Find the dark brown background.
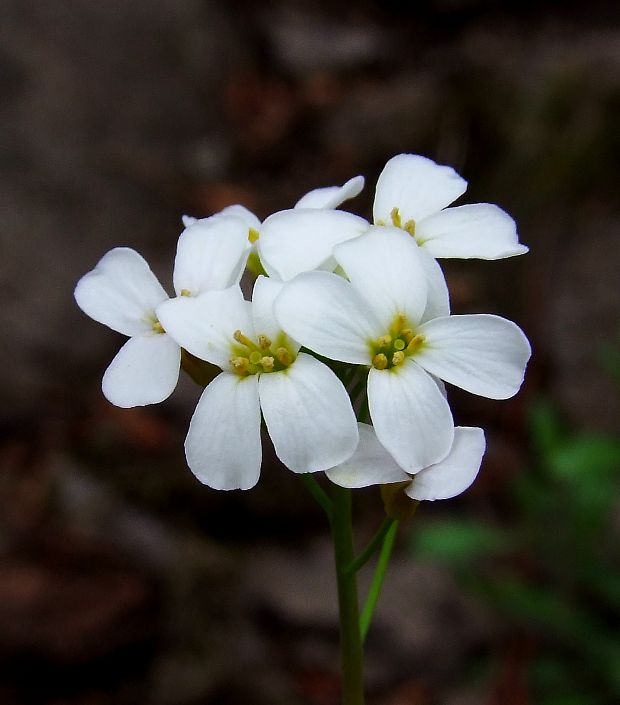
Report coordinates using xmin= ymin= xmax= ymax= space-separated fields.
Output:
xmin=1 ymin=1 xmax=619 ymax=703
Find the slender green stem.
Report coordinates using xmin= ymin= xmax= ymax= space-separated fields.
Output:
xmin=359 ymin=520 xmax=399 ymax=643
xmin=300 ymin=473 xmax=332 ymax=517
xmin=345 ymin=517 xmax=395 ymax=575
xmin=330 ymin=485 xmax=365 ymax=705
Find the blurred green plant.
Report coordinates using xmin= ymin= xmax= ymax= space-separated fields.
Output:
xmin=411 ymin=400 xmax=620 ymax=705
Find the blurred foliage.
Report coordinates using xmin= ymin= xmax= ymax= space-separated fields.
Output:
xmin=411 ymin=400 xmax=620 ymax=704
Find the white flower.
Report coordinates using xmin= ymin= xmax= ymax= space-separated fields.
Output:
xmin=256 ymin=153 xmax=528 ymax=281
xmin=327 ymin=423 xmax=485 ymax=501
xmin=74 ymin=214 xmax=250 ymax=408
xmin=373 ymin=153 xmax=528 ymax=260
xmin=156 ymin=276 xmax=359 ymax=490
xmin=275 ymin=227 xmax=531 ymax=474
xmin=182 ymin=175 xmax=365 ymax=276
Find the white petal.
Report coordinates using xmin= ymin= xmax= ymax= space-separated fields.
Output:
xmin=334 ymin=226 xmax=427 ymax=326
xmin=157 ymin=287 xmax=253 ymax=370
xmin=373 ymin=154 xmax=467 ymax=225
xmin=185 ymin=373 xmax=262 ymax=490
xmin=259 ymin=353 xmax=358 ymax=473
xmin=219 ymin=204 xmax=262 ymax=232
xmin=406 ymin=427 xmax=485 ymax=501
xmin=182 ymin=214 xmax=197 ymax=227
xmin=275 ymin=271 xmax=381 ymax=365
xmin=258 ymin=208 xmax=369 ymax=281
xmin=326 ymin=423 xmax=410 ymax=488
xmin=416 ymin=203 xmax=529 ymax=259
xmin=251 ymin=276 xmax=301 ymax=354
xmin=102 ymin=333 xmax=180 ymax=408
xmin=75 ymin=248 xmax=168 ymax=337
xmin=367 ymin=360 xmax=454 ymax=473
xmin=173 ymin=215 xmax=250 ymax=296
xmin=294 ymin=175 xmax=365 ymax=209
xmin=416 ymin=314 xmax=532 ymax=399
xmin=419 ymin=248 xmax=450 ymax=322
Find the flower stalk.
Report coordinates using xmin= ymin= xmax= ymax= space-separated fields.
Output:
xmin=331 ymin=485 xmax=365 ymax=705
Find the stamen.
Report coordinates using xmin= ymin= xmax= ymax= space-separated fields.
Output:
xmin=406 ymin=334 xmax=425 ymax=354
xmin=257 ymin=334 xmax=272 ymax=350
xmin=276 ymin=347 xmax=292 ymax=366
xmin=180 ymin=288 xmax=192 ymax=297
xmin=377 ymin=335 xmax=392 ymax=348
xmin=390 ymin=313 xmax=406 ymax=335
xmin=390 ymin=207 xmax=402 ymax=229
xmin=233 ymin=330 xmax=256 ymax=349
xmin=404 ymin=220 xmax=416 ymax=237
xmin=231 ymin=356 xmax=250 ymax=374
xmin=372 ymin=353 xmax=388 ymax=370
xmin=248 ymin=228 xmax=260 ymax=244
xmin=401 ymin=328 xmax=414 ymax=344
xmin=152 ymin=321 xmax=165 ymax=334
xmin=260 ymin=356 xmax=274 ymax=372
xmin=394 ymin=338 xmax=405 ymax=351
xmin=392 ymin=351 xmax=405 ymax=366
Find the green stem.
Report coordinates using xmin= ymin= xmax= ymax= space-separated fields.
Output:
xmin=359 ymin=520 xmax=399 ymax=643
xmin=300 ymin=473 xmax=332 ymax=517
xmin=345 ymin=517 xmax=395 ymax=575
xmin=331 ymin=485 xmax=365 ymax=705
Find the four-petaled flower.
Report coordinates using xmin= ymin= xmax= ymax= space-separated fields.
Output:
xmin=156 ymin=276 xmax=359 ymax=490
xmin=74 ymin=213 xmax=250 ymax=407
xmin=275 ymin=227 xmax=531 ymax=473
xmin=373 ymin=153 xmax=528 ymax=259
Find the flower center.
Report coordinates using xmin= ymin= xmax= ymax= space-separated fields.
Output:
xmin=369 ymin=313 xmax=425 ymax=370
xmin=230 ymin=330 xmax=295 ymax=376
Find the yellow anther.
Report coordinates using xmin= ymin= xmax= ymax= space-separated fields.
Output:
xmin=401 ymin=328 xmax=414 ymax=344
xmin=249 ymin=351 xmax=262 ymax=365
xmin=372 ymin=353 xmax=388 ymax=370
xmin=390 ymin=207 xmax=402 ymax=229
xmin=276 ymin=347 xmax=292 ymax=366
xmin=152 ymin=320 xmax=165 ymax=334
xmin=257 ymin=334 xmax=272 ymax=350
xmin=233 ymin=330 xmax=256 ymax=348
xmin=180 ymin=288 xmax=192 ymax=297
xmin=392 ymin=351 xmax=405 ymax=366
xmin=248 ymin=227 xmax=260 ymax=244
xmin=403 ymin=220 xmax=416 ymax=237
xmin=260 ymin=356 xmax=274 ymax=372
xmin=394 ymin=338 xmax=405 ymax=351
xmin=377 ymin=335 xmax=392 ymax=348
xmin=231 ymin=356 xmax=250 ymax=374
xmin=406 ymin=334 xmax=425 ymax=354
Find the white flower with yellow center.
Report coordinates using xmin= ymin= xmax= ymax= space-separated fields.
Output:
xmin=156 ymin=276 xmax=359 ymax=490
xmin=74 ymin=214 xmax=250 ymax=408
xmin=275 ymin=227 xmax=531 ymax=473
xmin=327 ymin=423 xmax=486 ymax=501
xmin=256 ymin=153 xmax=528 ymax=282
xmin=373 ymin=153 xmax=528 ymax=259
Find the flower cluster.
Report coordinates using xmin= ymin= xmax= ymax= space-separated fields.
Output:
xmin=75 ymin=154 xmax=531 ymax=503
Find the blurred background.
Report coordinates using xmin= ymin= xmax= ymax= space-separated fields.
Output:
xmin=1 ymin=0 xmax=619 ymax=703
